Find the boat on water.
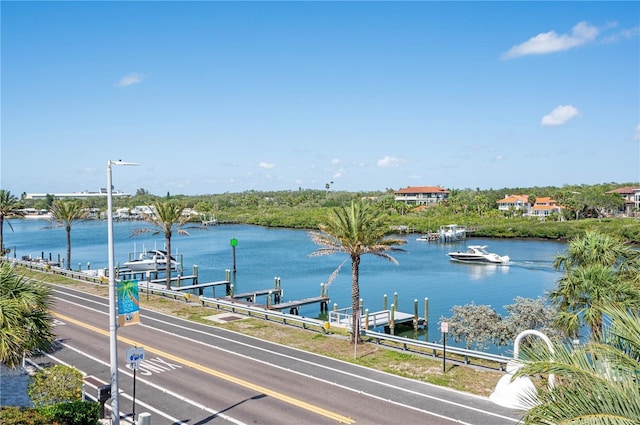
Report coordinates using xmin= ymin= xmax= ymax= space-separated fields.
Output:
xmin=438 ymin=224 xmax=467 ymax=241
xmin=447 ymin=245 xmax=510 ymax=264
xmin=123 ymin=249 xmax=178 ymax=272
xmin=20 ymin=208 xmax=53 ymax=220
xmin=416 ymin=233 xmax=438 ymax=242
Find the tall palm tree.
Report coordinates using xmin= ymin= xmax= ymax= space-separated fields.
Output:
xmin=0 ymin=260 xmax=56 ymax=367
xmin=516 ymin=305 xmax=640 ymax=424
xmin=309 ymin=201 xmax=407 ymax=343
xmin=0 ymin=190 xmax=19 ymax=255
xmin=50 ymin=200 xmax=87 ymax=270
xmin=134 ymin=200 xmax=195 ymax=289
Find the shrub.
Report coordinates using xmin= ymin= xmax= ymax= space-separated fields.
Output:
xmin=38 ymin=401 xmax=100 ymax=425
xmin=0 ymin=406 xmax=50 ymax=425
xmin=27 ymin=365 xmax=82 ymax=407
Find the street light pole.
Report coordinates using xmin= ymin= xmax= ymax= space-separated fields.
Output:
xmin=107 ymin=160 xmax=138 ymax=425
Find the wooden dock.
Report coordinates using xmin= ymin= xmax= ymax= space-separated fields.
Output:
xmin=330 ymin=309 xmax=424 ymax=332
xmin=229 ymin=288 xmax=283 ymax=304
xmin=268 ymin=296 xmax=330 ymax=315
xmin=171 ymin=280 xmax=230 ymax=296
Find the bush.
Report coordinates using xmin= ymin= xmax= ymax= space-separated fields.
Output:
xmin=38 ymin=401 xmax=100 ymax=425
xmin=27 ymin=365 xmax=82 ymax=407
xmin=0 ymin=406 xmax=51 ymax=425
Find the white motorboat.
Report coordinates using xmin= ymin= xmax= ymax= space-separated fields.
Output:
xmin=123 ymin=249 xmax=178 ymax=272
xmin=438 ymin=224 xmax=467 ymax=241
xmin=447 ymin=245 xmax=509 ymax=264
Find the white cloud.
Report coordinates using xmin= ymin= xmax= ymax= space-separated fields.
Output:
xmin=115 ymin=73 xmax=144 ymax=87
xmin=503 ymin=21 xmax=599 ymax=59
xmin=634 ymin=124 xmax=640 ymax=141
xmin=258 ymin=162 xmax=275 ymax=169
xmin=377 ymin=156 xmax=403 ymax=168
xmin=541 ymin=105 xmax=580 ymax=126
xmin=331 ymin=158 xmax=340 ymax=165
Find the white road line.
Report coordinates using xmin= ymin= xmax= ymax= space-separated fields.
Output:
xmin=50 ymin=341 xmax=247 ymax=425
xmin=54 ymin=288 xmax=519 ymax=424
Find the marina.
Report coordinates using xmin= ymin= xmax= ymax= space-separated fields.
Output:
xmin=3 ymin=219 xmax=565 ymax=353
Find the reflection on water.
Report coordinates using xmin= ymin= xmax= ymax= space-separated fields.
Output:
xmin=452 ymin=263 xmax=510 ymax=280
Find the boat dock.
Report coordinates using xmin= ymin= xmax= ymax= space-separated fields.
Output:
xmin=268 ymin=296 xmax=330 ymax=315
xmin=171 ymin=280 xmax=231 ymax=296
xmin=330 ymin=308 xmax=424 ymax=333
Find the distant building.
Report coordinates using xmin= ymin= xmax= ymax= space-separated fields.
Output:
xmin=394 ymin=186 xmax=449 ymax=206
xmin=530 ymin=197 xmax=563 ymax=218
xmin=497 ymin=194 xmax=531 ymax=215
xmin=606 ymin=186 xmax=640 ymax=216
xmin=24 ymin=188 xmax=131 ymax=200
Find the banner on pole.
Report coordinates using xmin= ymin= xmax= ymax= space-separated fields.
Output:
xmin=117 ymin=280 xmax=140 ymax=326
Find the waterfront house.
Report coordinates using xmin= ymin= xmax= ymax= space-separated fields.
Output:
xmin=497 ymin=194 xmax=531 ymax=215
xmin=394 ymin=186 xmax=449 ymax=206
xmin=530 ymin=197 xmax=563 ymax=219
xmin=606 ymin=186 xmax=640 ymax=216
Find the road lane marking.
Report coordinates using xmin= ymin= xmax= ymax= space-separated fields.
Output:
xmin=54 ymin=292 xmax=519 ymax=424
xmin=53 ymin=312 xmax=355 ymax=424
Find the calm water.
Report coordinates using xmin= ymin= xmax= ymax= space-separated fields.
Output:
xmin=5 ymin=219 xmax=565 ymax=352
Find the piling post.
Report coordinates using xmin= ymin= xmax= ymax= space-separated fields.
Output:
xmin=193 ymin=265 xmax=198 ymax=284
xmin=229 ymin=284 xmax=234 ymax=297
xmin=383 ymin=294 xmax=387 ymax=311
xmin=359 ymin=298 xmax=364 ymax=315
xmin=413 ymin=299 xmax=419 ymax=330
xmin=267 ymin=290 xmax=272 ymax=308
xmin=390 ymin=304 xmax=395 ymax=335
xmin=424 ymin=297 xmax=429 ymax=329
xmin=225 ymin=269 xmax=230 ymax=281
xmin=78 ymin=263 xmax=82 ymax=271
xmin=365 ymin=309 xmax=369 ymax=330
xmin=394 ymin=292 xmax=398 ymax=310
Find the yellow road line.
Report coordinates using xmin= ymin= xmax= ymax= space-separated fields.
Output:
xmin=53 ymin=312 xmax=355 ymax=424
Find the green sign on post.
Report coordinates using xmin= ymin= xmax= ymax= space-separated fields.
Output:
xmin=230 ymin=238 xmax=238 ymax=247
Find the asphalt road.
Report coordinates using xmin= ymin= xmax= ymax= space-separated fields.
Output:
xmin=42 ymin=284 xmax=524 ymax=425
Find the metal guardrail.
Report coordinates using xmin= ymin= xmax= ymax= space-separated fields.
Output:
xmin=199 ymin=296 xmax=332 ymax=333
xmin=10 ymin=259 xmax=512 ymax=370
xmin=363 ymin=330 xmax=510 ymax=370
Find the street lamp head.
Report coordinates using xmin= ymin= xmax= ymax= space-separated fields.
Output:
xmin=109 ymin=160 xmax=139 ymax=167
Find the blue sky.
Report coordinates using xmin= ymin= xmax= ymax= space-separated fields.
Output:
xmin=2 ymin=1 xmax=639 ymax=196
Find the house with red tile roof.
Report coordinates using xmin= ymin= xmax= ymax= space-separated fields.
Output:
xmin=394 ymin=186 xmax=449 ymax=206
xmin=497 ymin=194 xmax=531 ymax=215
xmin=530 ymin=197 xmax=563 ymax=219
xmin=606 ymin=186 xmax=640 ymax=216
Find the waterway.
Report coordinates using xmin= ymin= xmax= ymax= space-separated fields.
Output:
xmin=5 ymin=219 xmax=566 ymax=352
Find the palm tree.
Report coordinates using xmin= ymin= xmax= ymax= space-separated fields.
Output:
xmin=50 ymin=200 xmax=87 ymax=270
xmin=309 ymin=201 xmax=407 ymax=343
xmin=550 ymin=231 xmax=640 ymax=339
xmin=548 ymin=263 xmax=640 ymax=339
xmin=516 ymin=305 xmax=640 ymax=424
xmin=0 ymin=190 xmax=19 ymax=255
xmin=134 ymin=200 xmax=195 ymax=289
xmin=552 ymin=230 xmax=639 ymax=273
xmin=0 ymin=260 xmax=56 ymax=367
